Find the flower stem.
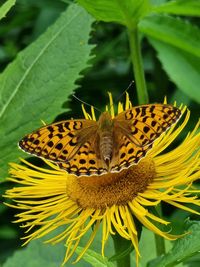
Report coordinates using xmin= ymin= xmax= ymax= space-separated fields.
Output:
xmin=112 ymin=233 xmax=131 ymax=267
xmin=154 ymin=204 xmax=166 ymax=256
xmin=127 ymin=27 xmax=149 ymax=104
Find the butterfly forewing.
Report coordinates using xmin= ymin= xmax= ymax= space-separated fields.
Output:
xmin=19 ymin=119 xmax=98 ymax=163
xmin=114 ymin=104 xmax=181 ymax=148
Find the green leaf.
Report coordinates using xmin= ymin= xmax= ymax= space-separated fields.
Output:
xmin=77 ymin=0 xmax=151 ymax=27
xmin=148 ymin=38 xmax=200 ymax=103
xmin=0 ymin=0 xmax=15 ymax=21
xmin=139 ymin=228 xmax=157 ymax=266
xmin=2 ymin=226 xmax=95 ymax=267
xmin=153 ymin=0 xmax=200 ymax=17
xmin=0 ymin=4 xmax=94 ymax=179
xmin=109 ymin=242 xmax=133 ymax=262
xmin=3 ymin=239 xmax=66 ymax=267
xmin=75 ymin=246 xmax=115 ymax=267
xmin=139 ymin=14 xmax=200 ymax=58
xmin=3 ymin=240 xmax=66 ymax=267
xmin=184 ymin=254 xmax=200 ymax=267
xmin=148 ymin=220 xmax=200 ymax=267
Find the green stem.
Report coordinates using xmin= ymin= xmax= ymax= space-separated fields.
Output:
xmin=127 ymin=27 xmax=149 ymax=104
xmin=154 ymin=204 xmax=166 ymax=256
xmin=112 ymin=234 xmax=131 ymax=267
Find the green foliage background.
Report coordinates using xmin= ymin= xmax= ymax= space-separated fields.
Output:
xmin=0 ymin=0 xmax=199 ymax=266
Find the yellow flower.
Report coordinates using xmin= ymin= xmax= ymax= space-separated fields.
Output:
xmin=5 ymin=93 xmax=200 ymax=266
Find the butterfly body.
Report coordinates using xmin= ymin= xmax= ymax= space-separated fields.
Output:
xmin=19 ymin=104 xmax=181 ymax=176
xmin=97 ymin=112 xmax=114 ymax=167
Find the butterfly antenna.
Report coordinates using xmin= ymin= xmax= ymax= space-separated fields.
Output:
xmin=115 ymin=80 xmax=134 ymax=104
xmin=108 ymin=80 xmax=134 ymax=112
xmin=72 ymin=94 xmax=102 ymax=113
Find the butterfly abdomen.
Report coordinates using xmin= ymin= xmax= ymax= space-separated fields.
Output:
xmin=99 ymin=131 xmax=113 ymax=165
xmin=98 ymin=112 xmax=114 ymax=166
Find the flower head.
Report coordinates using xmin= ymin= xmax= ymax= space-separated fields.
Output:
xmin=5 ymin=93 xmax=200 ymax=266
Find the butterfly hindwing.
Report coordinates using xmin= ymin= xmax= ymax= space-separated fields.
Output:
xmin=57 ymin=139 xmax=108 ymax=176
xmin=111 ymin=131 xmax=152 ymax=172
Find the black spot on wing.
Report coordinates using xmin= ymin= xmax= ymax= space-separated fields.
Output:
xmin=55 ymin=143 xmax=63 ymax=150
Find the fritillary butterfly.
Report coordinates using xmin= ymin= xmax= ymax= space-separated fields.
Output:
xmin=19 ymin=104 xmax=181 ymax=176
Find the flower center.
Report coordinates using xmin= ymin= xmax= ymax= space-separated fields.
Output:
xmin=67 ymin=157 xmax=155 ymax=209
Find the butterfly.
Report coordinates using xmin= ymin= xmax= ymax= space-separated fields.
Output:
xmin=19 ymin=104 xmax=181 ymax=177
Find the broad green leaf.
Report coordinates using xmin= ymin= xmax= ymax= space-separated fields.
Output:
xmin=109 ymin=243 xmax=133 ymax=262
xmin=0 ymin=0 xmax=15 ymax=20
xmin=3 ymin=239 xmax=66 ymax=267
xmin=151 ymin=0 xmax=166 ymax=5
xmin=0 ymin=4 xmax=94 ymax=179
xmin=139 ymin=228 xmax=157 ymax=266
xmin=153 ymin=0 xmax=200 ymax=17
xmin=184 ymin=254 xmax=200 ymax=267
xmin=2 ymin=224 xmax=113 ymax=267
xmin=148 ymin=220 xmax=200 ymax=267
xmin=77 ymin=0 xmax=151 ymax=27
xmin=149 ymin=38 xmax=200 ymax=103
xmin=2 ymin=225 xmax=96 ymax=267
xmin=75 ymin=246 xmax=115 ymax=267
xmin=2 ymin=237 xmax=89 ymax=267
xmin=139 ymin=14 xmax=200 ymax=58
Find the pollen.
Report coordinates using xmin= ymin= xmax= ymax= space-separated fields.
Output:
xmin=67 ymin=156 xmax=155 ymax=209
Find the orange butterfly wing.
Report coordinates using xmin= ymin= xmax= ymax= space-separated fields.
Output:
xmin=57 ymin=139 xmax=108 ymax=176
xmin=110 ymin=104 xmax=181 ymax=172
xmin=19 ymin=104 xmax=181 ymax=176
xmin=19 ymin=120 xmax=94 ymax=160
